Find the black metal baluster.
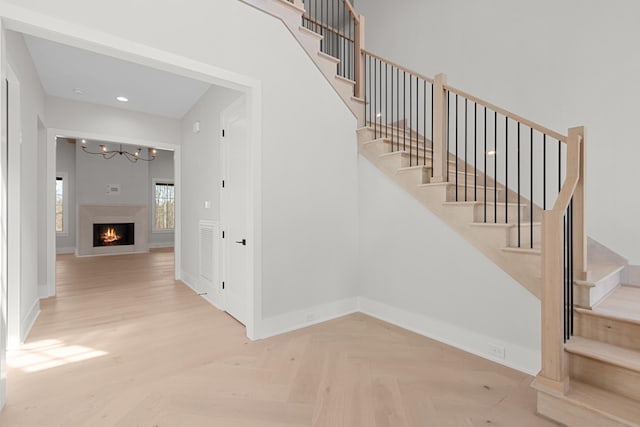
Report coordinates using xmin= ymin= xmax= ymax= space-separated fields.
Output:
xmin=373 ymin=57 xmax=376 ymax=138
xmin=484 ymin=107 xmax=487 ymax=222
xmin=464 ymin=98 xmax=468 ymax=201
xmin=569 ymin=198 xmax=574 ymax=337
xmin=558 ymin=139 xmax=562 ymax=192
xmin=403 ymin=71 xmax=406 ymax=152
xmin=379 ymin=58 xmax=382 ymax=140
xmin=455 ymin=94 xmax=459 ymax=201
xmin=446 ymin=91 xmax=450 ymax=180
xmin=391 ymin=64 xmax=394 ymax=150
xmin=505 ymin=117 xmax=509 ymax=224
xmin=530 ymin=128 xmax=534 ymax=249
xmin=494 ymin=111 xmax=497 ymax=224
xmin=415 ymin=75 xmax=419 ymax=166
xmin=543 ymin=134 xmax=547 ymax=210
xmin=385 ymin=62 xmax=388 ymax=139
xmin=474 ymin=102 xmax=477 ymax=201
xmin=517 ymin=122 xmax=521 ymax=247
xmin=563 ymin=208 xmax=568 ymax=341
xmin=396 ymin=68 xmax=399 ymax=151
xmin=410 ymin=72 xmax=413 ymax=165
xmin=431 ymin=84 xmax=434 ymax=177
xmin=423 ymin=80 xmax=427 ymax=166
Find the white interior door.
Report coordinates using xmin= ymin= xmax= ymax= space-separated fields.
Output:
xmin=220 ymin=98 xmax=248 ymax=325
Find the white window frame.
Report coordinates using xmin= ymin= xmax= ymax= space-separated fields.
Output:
xmin=56 ymin=172 xmax=69 ymax=236
xmin=152 ymin=179 xmax=175 ymax=233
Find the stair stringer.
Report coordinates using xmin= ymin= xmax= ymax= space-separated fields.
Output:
xmin=238 ymin=0 xmax=365 ymax=124
xmin=358 ymin=130 xmax=541 ymax=299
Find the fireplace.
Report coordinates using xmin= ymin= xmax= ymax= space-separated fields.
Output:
xmin=93 ymin=223 xmax=135 ymax=247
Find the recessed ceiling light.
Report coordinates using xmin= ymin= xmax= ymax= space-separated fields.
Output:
xmin=116 ymin=96 xmax=129 ymax=103
xmin=73 ymin=88 xmax=84 ymax=95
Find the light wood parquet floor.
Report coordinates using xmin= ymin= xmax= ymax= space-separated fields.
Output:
xmin=0 ymin=250 xmax=557 ymax=426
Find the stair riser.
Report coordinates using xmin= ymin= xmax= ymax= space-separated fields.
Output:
xmin=360 ymin=139 xmax=390 ymax=158
xmin=508 ymin=224 xmax=541 ymax=248
xmin=377 ymin=153 xmax=409 ymax=174
xmin=473 ymin=204 xmax=527 ymax=224
xmin=536 ymin=391 xmax=633 ymax=427
xmin=395 ymin=169 xmax=430 ymax=187
xmin=446 ymin=187 xmax=499 ymax=203
xmin=316 ymin=53 xmax=340 ymax=78
xmin=332 ymin=77 xmax=355 ymax=101
xmin=357 ymin=128 xmax=376 ymax=143
xmin=574 ymin=311 xmax=640 ymax=352
xmin=574 ymin=271 xmax=622 ymax=309
xmin=444 ymin=203 xmax=524 ymax=224
xmin=569 ymin=353 xmax=640 ymax=402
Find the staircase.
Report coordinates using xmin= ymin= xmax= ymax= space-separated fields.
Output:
xmin=246 ymin=0 xmax=640 ymax=425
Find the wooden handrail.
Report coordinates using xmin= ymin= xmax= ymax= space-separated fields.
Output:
xmin=445 ymin=85 xmax=567 ymax=143
xmin=361 ymin=50 xmax=435 ymax=84
xmin=343 ymin=0 xmax=360 ymax=23
xmin=303 ymin=15 xmax=355 ymax=42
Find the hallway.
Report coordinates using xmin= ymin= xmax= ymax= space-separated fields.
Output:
xmin=0 ymin=251 xmax=554 ymax=426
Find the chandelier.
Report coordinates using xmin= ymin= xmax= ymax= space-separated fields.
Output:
xmin=80 ymin=139 xmax=157 ymax=163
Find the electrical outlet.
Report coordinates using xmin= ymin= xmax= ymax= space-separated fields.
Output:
xmin=489 ymin=344 xmax=506 ymax=359
xmin=305 ymin=313 xmax=315 ymax=323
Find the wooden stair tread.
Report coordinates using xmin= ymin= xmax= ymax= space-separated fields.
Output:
xmin=593 ymin=285 xmax=640 ymax=323
xmin=566 ymin=336 xmax=640 ymax=373
xmin=418 ymin=182 xmax=498 ymax=191
xmin=335 ymin=75 xmax=355 ymax=85
xmin=298 ymin=25 xmax=323 ymax=40
xmin=575 ymin=306 xmax=640 ymax=327
xmin=443 ymin=201 xmax=524 ymax=207
xmin=575 ymin=264 xmax=625 ymax=287
xmin=317 ymin=51 xmax=340 ymax=64
xmin=565 ymin=380 xmax=640 ymax=426
xmin=501 ymin=247 xmax=541 ymax=255
xmin=470 ymin=222 xmax=540 ymax=229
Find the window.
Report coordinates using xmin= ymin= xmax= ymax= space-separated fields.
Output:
xmin=154 ymin=182 xmax=175 ymax=230
xmin=55 ymin=174 xmax=68 ymax=234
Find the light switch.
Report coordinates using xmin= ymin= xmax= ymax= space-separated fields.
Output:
xmin=204 ymin=201 xmax=211 ymax=209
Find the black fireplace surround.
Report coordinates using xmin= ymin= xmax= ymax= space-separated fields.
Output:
xmin=93 ymin=223 xmax=135 ymax=247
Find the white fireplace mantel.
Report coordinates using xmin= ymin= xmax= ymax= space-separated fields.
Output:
xmin=77 ymin=204 xmax=148 ymax=256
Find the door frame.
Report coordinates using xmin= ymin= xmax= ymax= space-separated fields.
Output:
xmin=219 ymin=96 xmax=251 ymax=326
xmin=0 ymin=6 xmax=263 ymax=340
xmin=45 ymin=129 xmax=182 ymax=296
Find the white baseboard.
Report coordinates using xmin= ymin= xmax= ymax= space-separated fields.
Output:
xmin=149 ymin=242 xmax=174 ymax=249
xmin=178 ymin=270 xmax=202 ymax=294
xmin=21 ymin=298 xmax=41 ymax=343
xmin=179 ymin=269 xmax=222 ymax=309
xmin=357 ymin=297 xmax=540 ymax=376
xmin=255 ymin=297 xmax=359 ymax=340
xmin=56 ymin=246 xmax=75 ymax=254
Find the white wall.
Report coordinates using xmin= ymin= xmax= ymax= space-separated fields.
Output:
xmin=1 ymin=0 xmax=360 ymax=336
xmin=356 ymin=0 xmax=640 ymax=263
xmin=55 ymin=138 xmax=75 ymax=251
xmin=358 ymin=157 xmax=541 ymax=373
xmin=5 ymin=30 xmax=45 ymax=344
xmin=75 ymin=141 xmax=149 ymax=206
xmin=180 ymin=85 xmax=240 ymax=296
xmin=46 ymin=96 xmax=180 ymax=145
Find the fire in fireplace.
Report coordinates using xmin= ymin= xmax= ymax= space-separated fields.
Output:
xmin=93 ymin=223 xmax=135 ymax=247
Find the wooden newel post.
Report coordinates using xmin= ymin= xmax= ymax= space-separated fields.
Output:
xmin=431 ymin=73 xmax=448 ymax=182
xmin=570 ymin=126 xmax=588 ymax=281
xmin=354 ymin=15 xmax=365 ymax=100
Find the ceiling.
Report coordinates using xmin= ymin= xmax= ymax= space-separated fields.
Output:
xmin=24 ymin=34 xmax=211 ymax=119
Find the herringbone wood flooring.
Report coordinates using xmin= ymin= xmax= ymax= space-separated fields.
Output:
xmin=0 ymin=250 xmax=557 ymax=426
